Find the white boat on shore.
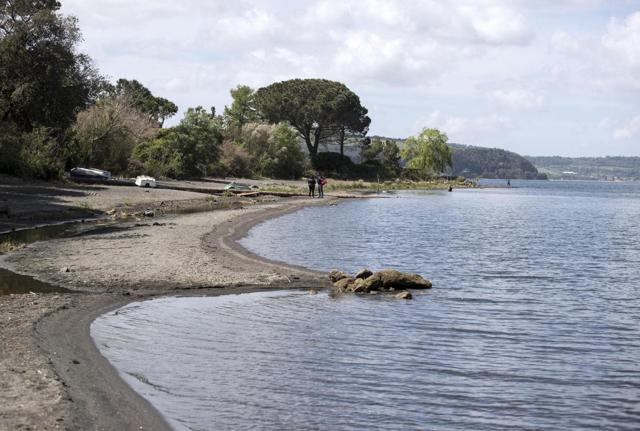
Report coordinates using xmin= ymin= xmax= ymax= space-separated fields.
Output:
xmin=135 ymin=175 xmax=157 ymax=188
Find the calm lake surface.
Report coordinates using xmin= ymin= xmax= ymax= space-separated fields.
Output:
xmin=92 ymin=180 xmax=640 ymax=430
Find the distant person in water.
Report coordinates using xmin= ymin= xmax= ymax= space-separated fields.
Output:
xmin=307 ymin=175 xmax=316 ymax=198
xmin=317 ymin=173 xmax=326 ymax=198
xmin=507 ymin=178 xmax=511 ymax=187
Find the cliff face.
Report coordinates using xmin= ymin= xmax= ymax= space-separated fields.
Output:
xmin=450 ymin=144 xmax=544 ymax=179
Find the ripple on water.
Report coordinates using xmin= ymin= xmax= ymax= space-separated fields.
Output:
xmin=92 ymin=288 xmax=640 ymax=431
xmin=93 ymin=181 xmax=640 ymax=430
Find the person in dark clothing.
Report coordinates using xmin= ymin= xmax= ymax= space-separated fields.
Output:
xmin=307 ymin=175 xmax=316 ymax=197
xmin=317 ymin=173 xmax=326 ymax=198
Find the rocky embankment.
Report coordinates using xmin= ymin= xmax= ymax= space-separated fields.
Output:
xmin=329 ymin=268 xmax=432 ymax=299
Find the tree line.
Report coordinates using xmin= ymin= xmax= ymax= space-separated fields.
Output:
xmin=0 ymin=1 xmax=453 ymax=182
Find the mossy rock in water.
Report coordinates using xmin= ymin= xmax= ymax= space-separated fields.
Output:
xmin=352 ymin=278 xmax=368 ymax=293
xmin=360 ymin=273 xmax=383 ymax=292
xmin=377 ymin=269 xmax=432 ymax=290
xmin=329 ymin=269 xmax=349 ymax=283
xmin=333 ymin=277 xmax=355 ymax=290
xmin=355 ymin=268 xmax=373 ymax=279
xmin=329 ymin=269 xmax=432 ymax=295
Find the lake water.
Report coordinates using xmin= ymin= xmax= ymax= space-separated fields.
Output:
xmin=92 ymin=180 xmax=640 ymax=430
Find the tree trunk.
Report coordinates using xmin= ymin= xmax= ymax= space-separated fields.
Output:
xmin=311 ymin=126 xmax=322 ymax=156
xmin=304 ymin=134 xmax=315 ymax=155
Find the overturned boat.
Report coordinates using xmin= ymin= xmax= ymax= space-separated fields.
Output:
xmin=69 ymin=167 xmax=112 ymax=180
xmin=224 ymin=182 xmax=254 ymax=191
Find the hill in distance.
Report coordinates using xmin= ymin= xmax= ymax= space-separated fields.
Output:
xmin=449 ymin=144 xmax=544 ymax=180
xmin=525 ymin=156 xmax=640 ymax=181
xmin=365 ymin=137 xmax=544 ymax=179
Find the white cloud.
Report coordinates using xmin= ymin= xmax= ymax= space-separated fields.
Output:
xmin=459 ymin=4 xmax=533 ymax=45
xmin=602 ymin=11 xmax=640 ymax=69
xmin=613 ymin=115 xmax=640 ymax=140
xmin=415 ymin=111 xmax=511 ymax=143
xmin=214 ymin=8 xmax=281 ymax=44
xmin=547 ymin=10 xmax=640 ymax=92
xmin=487 ymin=89 xmax=544 ymax=110
xmin=598 ymin=117 xmax=612 ymax=129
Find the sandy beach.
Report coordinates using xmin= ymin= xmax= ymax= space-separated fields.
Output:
xmin=0 ymin=180 xmax=334 ymax=430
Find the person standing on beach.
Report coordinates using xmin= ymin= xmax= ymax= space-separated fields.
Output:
xmin=317 ymin=173 xmax=326 ymax=198
xmin=307 ymin=175 xmax=316 ymax=198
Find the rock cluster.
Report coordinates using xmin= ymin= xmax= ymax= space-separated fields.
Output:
xmin=329 ymin=268 xmax=432 ymax=299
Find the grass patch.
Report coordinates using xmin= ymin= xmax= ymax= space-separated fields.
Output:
xmin=260 ymin=177 xmax=477 ymax=194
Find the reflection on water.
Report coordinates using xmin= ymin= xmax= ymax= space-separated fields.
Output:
xmin=93 ymin=181 xmax=640 ymax=430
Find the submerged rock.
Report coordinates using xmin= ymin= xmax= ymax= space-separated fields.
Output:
xmin=395 ymin=291 xmax=413 ymax=300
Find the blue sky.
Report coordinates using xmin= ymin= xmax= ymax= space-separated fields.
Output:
xmin=61 ymin=0 xmax=640 ymax=156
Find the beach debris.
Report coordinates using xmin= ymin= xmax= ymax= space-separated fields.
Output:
xmin=329 ymin=268 xmax=431 ymax=296
xmin=309 ymin=289 xmax=318 ymax=295
xmin=143 ymin=209 xmax=154 ymax=217
xmin=60 ymin=267 xmax=70 ymax=273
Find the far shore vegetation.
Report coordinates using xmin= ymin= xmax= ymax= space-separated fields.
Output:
xmin=1 ymin=1 xmax=463 ymax=190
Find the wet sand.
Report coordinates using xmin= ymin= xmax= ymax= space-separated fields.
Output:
xmin=0 ymin=184 xmax=333 ymax=430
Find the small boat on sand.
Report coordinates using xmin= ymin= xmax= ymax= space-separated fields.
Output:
xmin=135 ymin=175 xmax=157 ymax=188
xmin=224 ymin=182 xmax=254 ymax=191
xmin=70 ymin=167 xmax=111 ymax=180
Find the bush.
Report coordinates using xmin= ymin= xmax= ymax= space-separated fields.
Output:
xmin=260 ymin=123 xmax=307 ymax=179
xmin=228 ymin=122 xmax=307 ymax=179
xmin=73 ymin=95 xmax=157 ymax=174
xmin=0 ymin=127 xmax=66 ymax=180
xmin=131 ymin=107 xmax=222 ymax=179
xmin=220 ymin=141 xmax=253 ymax=177
xmin=18 ymin=129 xmax=67 ymax=180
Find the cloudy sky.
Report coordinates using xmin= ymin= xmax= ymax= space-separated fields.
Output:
xmin=61 ymin=0 xmax=640 ymax=156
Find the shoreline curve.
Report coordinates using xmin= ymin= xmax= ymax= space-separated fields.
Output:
xmin=8 ymin=197 xmax=336 ymax=430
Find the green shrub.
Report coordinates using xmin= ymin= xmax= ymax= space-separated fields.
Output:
xmin=19 ymin=129 xmax=66 ymax=180
xmin=221 ymin=141 xmax=253 ymax=178
xmin=131 ymin=107 xmax=222 ymax=179
xmin=260 ymin=123 xmax=307 ymax=179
